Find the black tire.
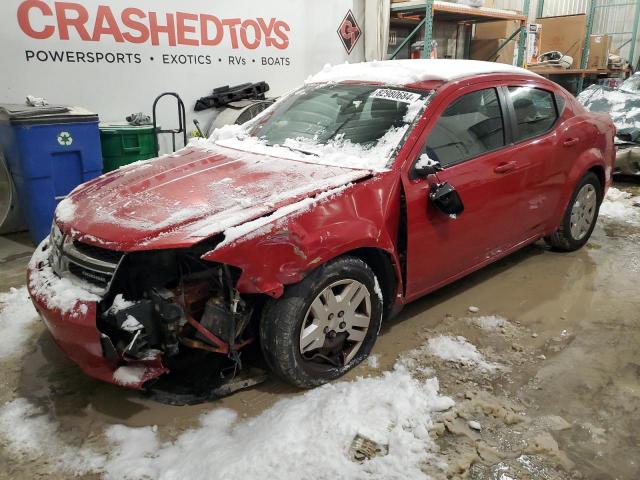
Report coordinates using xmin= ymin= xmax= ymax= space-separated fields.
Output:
xmin=260 ymin=256 xmax=383 ymax=388
xmin=545 ymin=172 xmax=602 ymax=251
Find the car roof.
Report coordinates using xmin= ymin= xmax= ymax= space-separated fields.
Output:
xmin=306 ymin=59 xmax=541 ymax=86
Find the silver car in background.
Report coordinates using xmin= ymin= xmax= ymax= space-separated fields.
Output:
xmin=578 ymin=73 xmax=640 ymax=176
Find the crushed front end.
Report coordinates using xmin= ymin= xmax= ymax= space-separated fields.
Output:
xmin=28 ymin=224 xmax=261 ymax=400
xmin=614 ymin=136 xmax=640 ymax=176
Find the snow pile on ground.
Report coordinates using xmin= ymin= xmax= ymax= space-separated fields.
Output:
xmin=28 ymin=238 xmax=101 ymax=314
xmin=367 ymin=354 xmax=380 ymax=369
xmin=0 ymin=398 xmax=104 ymax=473
xmin=305 ymin=59 xmax=537 ymax=86
xmin=599 ymin=187 xmax=640 ymax=224
xmin=0 ymin=362 xmax=454 ymax=479
xmin=0 ymin=287 xmax=38 ymax=360
xmin=427 ymin=335 xmax=502 ymax=372
xmin=101 ymin=366 xmax=453 ymax=479
xmin=468 ymin=315 xmax=508 ymax=331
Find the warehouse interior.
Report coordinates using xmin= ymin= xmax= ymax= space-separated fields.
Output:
xmin=1 ymin=1 xmax=640 ymax=479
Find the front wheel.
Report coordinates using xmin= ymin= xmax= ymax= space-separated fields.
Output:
xmin=260 ymin=256 xmax=383 ymax=388
xmin=545 ymin=172 xmax=602 ymax=251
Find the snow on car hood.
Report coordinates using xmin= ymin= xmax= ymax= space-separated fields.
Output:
xmin=56 ymin=144 xmax=372 ymax=250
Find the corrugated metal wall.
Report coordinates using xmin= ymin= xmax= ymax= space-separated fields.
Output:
xmin=491 ymin=0 xmax=639 ymax=65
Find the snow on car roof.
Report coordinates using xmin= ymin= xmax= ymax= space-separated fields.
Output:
xmin=306 ymin=59 xmax=540 ymax=86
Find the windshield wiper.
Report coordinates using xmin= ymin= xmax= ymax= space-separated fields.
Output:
xmin=280 ymin=145 xmax=319 ymax=156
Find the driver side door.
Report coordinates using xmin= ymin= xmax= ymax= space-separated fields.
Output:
xmin=402 ymin=84 xmax=532 ymax=299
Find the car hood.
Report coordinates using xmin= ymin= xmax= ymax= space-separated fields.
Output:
xmin=58 ymin=144 xmax=371 ymax=250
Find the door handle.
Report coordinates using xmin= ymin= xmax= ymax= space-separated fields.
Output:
xmin=563 ymin=137 xmax=579 ymax=147
xmin=494 ymin=161 xmax=517 ymax=174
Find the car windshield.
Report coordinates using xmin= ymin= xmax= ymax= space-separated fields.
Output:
xmin=250 ymin=84 xmax=426 ymax=147
xmin=214 ymin=84 xmax=430 ymax=170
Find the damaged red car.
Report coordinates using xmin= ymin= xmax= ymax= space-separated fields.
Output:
xmin=27 ymin=60 xmax=615 ymax=400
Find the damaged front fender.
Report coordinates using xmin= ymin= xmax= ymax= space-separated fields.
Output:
xmin=202 ymin=174 xmax=403 ymax=298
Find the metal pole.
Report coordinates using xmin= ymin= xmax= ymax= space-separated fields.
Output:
xmin=518 ymin=0 xmax=531 ymax=67
xmin=390 ymin=18 xmax=427 ymax=59
xmin=629 ymin=0 xmax=640 ymax=69
xmin=535 ymin=0 xmax=545 ymax=19
xmin=422 ymin=0 xmax=434 ymax=59
xmin=577 ymin=0 xmax=597 ymax=93
xmin=487 ymin=27 xmax=522 ymax=61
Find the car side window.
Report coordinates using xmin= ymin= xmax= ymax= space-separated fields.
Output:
xmin=424 ymin=88 xmax=505 ymax=168
xmin=507 ymin=86 xmax=557 ymax=142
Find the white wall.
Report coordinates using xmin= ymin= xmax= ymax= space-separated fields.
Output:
xmin=0 ymin=0 xmax=367 ymax=147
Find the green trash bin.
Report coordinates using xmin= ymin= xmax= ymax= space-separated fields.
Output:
xmin=99 ymin=123 xmax=158 ymax=172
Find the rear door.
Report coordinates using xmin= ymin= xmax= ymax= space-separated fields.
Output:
xmin=402 ymin=84 xmax=531 ymax=298
xmin=502 ymin=84 xmax=565 ymax=234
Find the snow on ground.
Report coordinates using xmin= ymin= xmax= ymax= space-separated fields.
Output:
xmin=467 ymin=315 xmax=508 ymax=331
xmin=367 ymin=354 xmax=380 ymax=369
xmin=0 ymin=357 xmax=455 ymax=479
xmin=100 ymin=366 xmax=454 ymax=480
xmin=28 ymin=239 xmax=101 ymax=314
xmin=0 ymin=287 xmax=38 ymax=360
xmin=600 ymin=187 xmax=640 ymax=224
xmin=426 ymin=335 xmax=503 ymax=372
xmin=0 ymin=398 xmax=104 ymax=473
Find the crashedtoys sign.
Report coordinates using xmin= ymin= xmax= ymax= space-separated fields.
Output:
xmin=0 ymin=0 xmax=365 ymax=126
xmin=17 ymin=1 xmax=291 ymax=49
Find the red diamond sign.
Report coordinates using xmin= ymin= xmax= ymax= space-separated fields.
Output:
xmin=337 ymin=10 xmax=361 ymax=54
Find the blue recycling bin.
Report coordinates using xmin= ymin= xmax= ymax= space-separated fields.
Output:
xmin=0 ymin=104 xmax=103 ymax=244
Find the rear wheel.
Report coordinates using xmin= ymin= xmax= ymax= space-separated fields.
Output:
xmin=260 ymin=256 xmax=383 ymax=388
xmin=545 ymin=172 xmax=602 ymax=251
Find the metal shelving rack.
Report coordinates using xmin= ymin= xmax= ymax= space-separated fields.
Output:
xmin=535 ymin=0 xmax=640 ymax=93
xmin=389 ymin=0 xmax=530 ymax=65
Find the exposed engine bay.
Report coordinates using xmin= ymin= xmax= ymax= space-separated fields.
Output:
xmin=49 ymin=231 xmax=267 ymax=404
xmin=99 ymin=250 xmax=253 ymax=360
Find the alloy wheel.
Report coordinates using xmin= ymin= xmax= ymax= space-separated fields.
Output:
xmin=299 ymin=279 xmax=372 ymax=366
xmin=570 ymin=183 xmax=597 ymax=241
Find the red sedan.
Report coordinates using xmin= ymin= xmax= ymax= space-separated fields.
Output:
xmin=27 ymin=60 xmax=615 ymax=395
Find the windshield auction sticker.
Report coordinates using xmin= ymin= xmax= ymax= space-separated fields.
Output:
xmin=369 ymin=89 xmax=421 ymax=103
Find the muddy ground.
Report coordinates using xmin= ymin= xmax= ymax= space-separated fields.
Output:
xmin=0 ymin=183 xmax=639 ymax=479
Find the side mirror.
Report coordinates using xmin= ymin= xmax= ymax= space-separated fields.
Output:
xmin=414 ymin=153 xmax=442 ymax=177
xmin=429 ymin=182 xmax=464 ymax=217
